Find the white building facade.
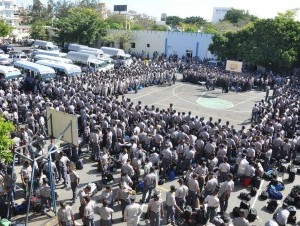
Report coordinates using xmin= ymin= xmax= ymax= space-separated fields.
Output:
xmin=0 ymin=0 xmax=18 ymax=27
xmin=107 ymin=30 xmax=214 ymax=60
xmin=212 ymin=7 xmax=231 ymax=24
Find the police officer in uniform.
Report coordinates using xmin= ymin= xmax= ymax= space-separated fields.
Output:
xmin=57 ymin=201 xmax=75 ymax=226
xmin=40 ymin=178 xmax=51 ymax=214
xmin=83 ymin=196 xmax=95 ymax=226
xmin=175 ymin=178 xmax=188 ymax=218
xmin=99 ymin=200 xmax=114 ymax=226
xmin=115 ymin=182 xmax=132 ymax=220
xmin=59 ymin=152 xmax=70 ymax=188
xmin=69 ymin=167 xmax=80 ymax=203
xmin=78 ymin=185 xmax=91 ymax=218
xmin=165 ymin=185 xmax=182 ymax=225
xmin=20 ymin=161 xmax=32 ymax=199
xmin=148 ymin=191 xmax=164 ymax=226
xmin=141 ymin=167 xmax=157 ymax=203
xmin=124 ymin=195 xmax=142 ymax=226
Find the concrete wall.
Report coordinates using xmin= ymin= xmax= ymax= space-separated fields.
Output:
xmin=105 ymin=30 xmax=215 ymax=60
xmin=128 ymin=30 xmax=166 ymax=58
xmin=165 ymin=32 xmax=214 ymax=59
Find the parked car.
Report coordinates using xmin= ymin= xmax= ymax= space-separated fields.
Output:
xmin=9 ymin=52 xmax=28 ymax=61
xmin=0 ymin=45 xmax=14 ymax=54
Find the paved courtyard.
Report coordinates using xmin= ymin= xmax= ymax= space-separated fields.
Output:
xmin=10 ymin=77 xmax=300 ymax=226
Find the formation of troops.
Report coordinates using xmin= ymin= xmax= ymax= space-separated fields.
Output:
xmin=0 ymin=56 xmax=299 ymax=226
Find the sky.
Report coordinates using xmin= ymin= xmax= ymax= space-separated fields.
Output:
xmin=17 ymin=0 xmax=300 ymax=22
xmin=101 ymin=0 xmax=300 ymax=21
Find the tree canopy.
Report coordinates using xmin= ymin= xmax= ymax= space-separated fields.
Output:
xmin=223 ymin=8 xmax=257 ymax=24
xmin=53 ymin=7 xmax=107 ymax=46
xmin=30 ymin=21 xmax=48 ymax=40
xmin=0 ymin=116 xmax=15 ymax=163
xmin=209 ymin=10 xmax=300 ymax=72
xmin=0 ymin=20 xmax=12 ymax=37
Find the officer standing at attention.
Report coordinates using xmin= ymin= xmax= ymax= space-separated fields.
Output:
xmin=124 ymin=195 xmax=142 ymax=226
xmin=83 ymin=196 xmax=95 ymax=226
xmin=204 ymin=189 xmax=220 ymax=223
xmin=69 ymin=167 xmax=80 ymax=203
xmin=175 ymin=178 xmax=188 ymax=218
xmin=57 ymin=201 xmax=75 ymax=226
xmin=98 ymin=200 xmax=114 ymax=226
xmin=40 ymin=178 xmax=51 ymax=214
xmin=59 ymin=152 xmax=70 ymax=188
xmin=141 ymin=167 xmax=157 ymax=203
xmin=78 ymin=185 xmax=91 ymax=218
xmin=115 ymin=182 xmax=132 ymax=220
xmin=165 ymin=185 xmax=182 ymax=225
xmin=148 ymin=191 xmax=164 ymax=226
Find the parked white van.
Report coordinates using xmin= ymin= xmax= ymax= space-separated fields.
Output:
xmin=32 ymin=40 xmax=60 ymax=52
xmin=66 ymin=51 xmax=107 ymax=72
xmin=33 ymin=50 xmax=67 ymax=58
xmin=34 ymin=54 xmax=73 ymax=64
xmin=100 ymin=47 xmax=133 ymax=67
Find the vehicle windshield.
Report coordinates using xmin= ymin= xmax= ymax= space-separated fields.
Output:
xmin=41 ymin=73 xmax=56 ymax=81
xmin=68 ymin=71 xmax=81 ymax=77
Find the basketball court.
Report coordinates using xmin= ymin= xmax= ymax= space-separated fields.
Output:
xmin=129 ymin=78 xmax=266 ymax=127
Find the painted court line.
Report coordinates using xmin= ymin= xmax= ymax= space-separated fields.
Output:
xmin=251 ymin=179 xmax=265 ymax=209
xmin=174 ymin=85 xmax=253 ymax=114
xmin=155 ymin=102 xmax=243 ymax=123
xmin=232 ymin=96 xmax=258 ymax=107
xmin=157 ymin=185 xmax=169 ymax=192
xmin=131 ymin=84 xmax=184 ymax=100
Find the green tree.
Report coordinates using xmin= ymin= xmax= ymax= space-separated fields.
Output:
xmin=131 ymin=15 xmax=155 ymax=30
xmin=30 ymin=21 xmax=47 ymax=40
xmin=209 ymin=10 xmax=300 ymax=72
xmin=54 ymin=0 xmax=75 ymax=18
xmin=213 ymin=20 xmax=243 ymax=33
xmin=223 ymin=8 xmax=256 ymax=24
xmin=166 ymin=16 xmax=182 ymax=26
xmin=0 ymin=20 xmax=12 ymax=37
xmin=104 ymin=30 xmax=132 ymax=49
xmin=31 ymin=0 xmax=46 ymax=20
xmin=106 ymin=14 xmax=126 ymax=29
xmin=151 ymin=24 xmax=167 ymax=31
xmin=0 ymin=117 xmax=15 ymax=163
xmin=183 ymin=16 xmax=206 ymax=25
xmin=54 ymin=7 xmax=107 ymax=46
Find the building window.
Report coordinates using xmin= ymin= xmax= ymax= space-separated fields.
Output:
xmin=5 ymin=3 xmax=10 ymax=9
xmin=130 ymin=42 xmax=135 ymax=48
xmin=146 ymin=44 xmax=150 ymax=48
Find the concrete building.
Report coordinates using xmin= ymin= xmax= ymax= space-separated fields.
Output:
xmin=0 ymin=0 xmax=18 ymax=27
xmin=212 ymin=7 xmax=231 ymax=24
xmin=106 ymin=30 xmax=215 ymax=60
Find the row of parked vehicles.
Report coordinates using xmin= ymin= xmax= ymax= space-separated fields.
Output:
xmin=0 ymin=40 xmax=133 ymax=89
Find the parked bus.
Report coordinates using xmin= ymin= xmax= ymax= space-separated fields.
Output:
xmin=34 ymin=54 xmax=73 ymax=64
xmin=66 ymin=51 xmax=108 ymax=72
xmin=35 ymin=60 xmax=82 ymax=77
xmin=100 ymin=47 xmax=133 ymax=67
xmin=14 ymin=61 xmax=56 ymax=90
xmin=68 ymin=43 xmax=88 ymax=52
xmin=33 ymin=50 xmax=67 ymax=58
xmin=32 ymin=40 xmax=60 ymax=52
xmin=79 ymin=48 xmax=104 ymax=59
xmin=0 ymin=65 xmax=22 ymax=80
